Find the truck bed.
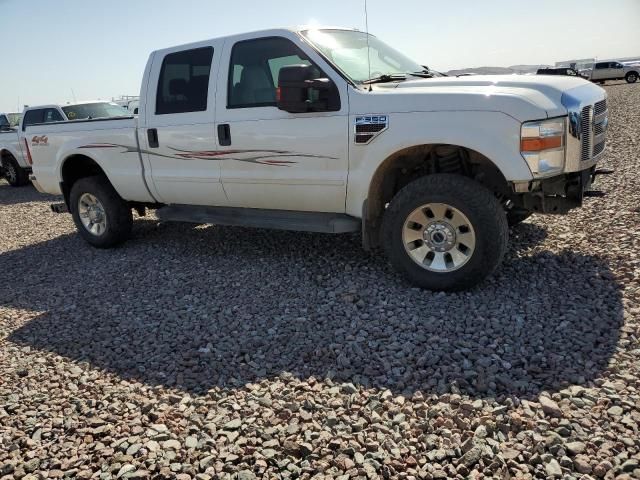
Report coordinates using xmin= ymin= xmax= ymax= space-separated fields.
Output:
xmin=26 ymin=117 xmax=155 ymax=203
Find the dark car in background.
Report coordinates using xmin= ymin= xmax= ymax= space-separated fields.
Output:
xmin=537 ymin=67 xmax=580 ymax=77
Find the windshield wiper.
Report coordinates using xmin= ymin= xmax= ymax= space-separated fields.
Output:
xmin=362 ymin=74 xmax=407 ymax=85
xmin=407 ymin=71 xmax=434 ymax=78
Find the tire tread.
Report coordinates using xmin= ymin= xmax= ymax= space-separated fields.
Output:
xmin=70 ymin=176 xmax=132 ymax=248
xmin=381 ymin=174 xmax=508 ymax=291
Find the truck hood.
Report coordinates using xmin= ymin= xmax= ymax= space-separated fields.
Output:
xmin=367 ymin=74 xmax=603 ymax=121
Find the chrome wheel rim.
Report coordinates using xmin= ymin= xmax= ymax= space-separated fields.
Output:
xmin=4 ymin=163 xmax=16 ymax=183
xmin=78 ymin=193 xmax=107 ymax=236
xmin=402 ymin=203 xmax=476 ymax=272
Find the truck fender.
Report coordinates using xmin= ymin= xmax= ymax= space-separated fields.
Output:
xmin=345 ymin=110 xmax=534 ymax=218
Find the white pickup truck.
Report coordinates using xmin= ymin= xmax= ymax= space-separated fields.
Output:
xmin=1 ymin=101 xmax=130 ymax=186
xmin=28 ymin=27 xmax=610 ymax=291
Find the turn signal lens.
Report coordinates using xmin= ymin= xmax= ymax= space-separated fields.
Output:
xmin=521 ymin=136 xmax=563 ymax=152
xmin=521 ymin=118 xmax=567 ymax=178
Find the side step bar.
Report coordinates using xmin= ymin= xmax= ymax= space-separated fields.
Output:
xmin=156 ymin=205 xmax=360 ymax=234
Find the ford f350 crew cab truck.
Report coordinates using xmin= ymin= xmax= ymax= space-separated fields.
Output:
xmin=1 ymin=101 xmax=129 ymax=186
xmin=27 ymin=28 xmax=609 ymax=291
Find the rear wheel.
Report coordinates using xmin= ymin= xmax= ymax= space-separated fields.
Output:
xmin=1 ymin=155 xmax=29 ymax=187
xmin=70 ymin=176 xmax=132 ymax=248
xmin=382 ymin=174 xmax=508 ymax=291
xmin=626 ymin=72 xmax=638 ymax=83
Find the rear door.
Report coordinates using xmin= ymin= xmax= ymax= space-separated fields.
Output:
xmin=141 ymin=41 xmax=228 ymax=206
xmin=592 ymin=62 xmax=608 ymax=80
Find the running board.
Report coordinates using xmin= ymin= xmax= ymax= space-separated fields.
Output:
xmin=156 ymin=205 xmax=360 ymax=234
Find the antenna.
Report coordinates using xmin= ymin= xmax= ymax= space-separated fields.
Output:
xmin=364 ymin=0 xmax=372 ymax=92
xmin=70 ymin=88 xmax=77 ymax=103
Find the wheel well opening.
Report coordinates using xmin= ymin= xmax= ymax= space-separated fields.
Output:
xmin=61 ymin=155 xmax=106 ymax=206
xmin=1 ymin=149 xmax=16 ymax=162
xmin=365 ymin=144 xmax=511 ymax=245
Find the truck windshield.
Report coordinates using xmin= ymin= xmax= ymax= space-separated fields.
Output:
xmin=301 ymin=29 xmax=424 ymax=84
xmin=62 ymin=102 xmax=129 ymax=121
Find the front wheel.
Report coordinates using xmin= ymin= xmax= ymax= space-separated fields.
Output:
xmin=626 ymin=72 xmax=638 ymax=83
xmin=382 ymin=174 xmax=508 ymax=291
xmin=1 ymin=155 xmax=29 ymax=187
xmin=70 ymin=176 xmax=132 ymax=248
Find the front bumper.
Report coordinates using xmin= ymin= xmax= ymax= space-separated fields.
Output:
xmin=513 ymin=168 xmax=599 ymax=214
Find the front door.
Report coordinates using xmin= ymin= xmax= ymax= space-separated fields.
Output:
xmin=141 ymin=42 xmax=228 ymax=206
xmin=215 ymin=34 xmax=349 ymax=213
xmin=610 ymin=62 xmax=624 ymax=79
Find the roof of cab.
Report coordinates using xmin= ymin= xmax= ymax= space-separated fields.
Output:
xmin=150 ymin=26 xmax=361 ymax=55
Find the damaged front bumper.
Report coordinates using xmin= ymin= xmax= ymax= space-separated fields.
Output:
xmin=512 ymin=167 xmax=611 ymax=214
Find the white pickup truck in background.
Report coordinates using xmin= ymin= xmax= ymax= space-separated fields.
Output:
xmin=1 ymin=101 xmax=130 ymax=186
xmin=0 ymin=112 xmax=21 ymax=128
xmin=27 ymin=27 xmax=609 ymax=291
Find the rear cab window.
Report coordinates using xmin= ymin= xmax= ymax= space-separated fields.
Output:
xmin=62 ymin=103 xmax=129 ymax=120
xmin=43 ymin=108 xmax=64 ymax=123
xmin=156 ymin=47 xmax=214 ymax=115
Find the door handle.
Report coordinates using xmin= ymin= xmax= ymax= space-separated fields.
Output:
xmin=147 ymin=128 xmax=159 ymax=148
xmin=217 ymin=124 xmax=231 ymax=146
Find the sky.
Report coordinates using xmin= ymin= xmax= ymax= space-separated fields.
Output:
xmin=1 ymin=0 xmax=639 ymax=112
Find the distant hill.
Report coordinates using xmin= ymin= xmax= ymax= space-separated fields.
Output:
xmin=446 ymin=65 xmax=551 ymax=76
xmin=445 ymin=58 xmax=640 ymax=77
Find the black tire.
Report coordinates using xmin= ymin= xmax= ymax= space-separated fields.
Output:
xmin=507 ymin=209 xmax=532 ymax=227
xmin=1 ymin=154 xmax=29 ymax=187
xmin=382 ymin=174 xmax=508 ymax=292
xmin=70 ymin=176 xmax=132 ymax=248
xmin=626 ymin=72 xmax=638 ymax=84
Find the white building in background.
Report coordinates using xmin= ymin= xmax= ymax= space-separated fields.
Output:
xmin=112 ymin=95 xmax=139 ymax=114
xmin=555 ymin=58 xmax=595 ymax=70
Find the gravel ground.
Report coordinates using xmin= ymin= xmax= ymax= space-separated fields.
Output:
xmin=1 ymin=83 xmax=639 ymax=480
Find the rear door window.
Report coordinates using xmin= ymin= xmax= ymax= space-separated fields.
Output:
xmin=595 ymin=63 xmax=608 ymax=70
xmin=156 ymin=47 xmax=214 ymax=115
xmin=22 ymin=109 xmax=45 ymax=129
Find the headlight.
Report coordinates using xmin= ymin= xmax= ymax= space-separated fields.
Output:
xmin=521 ymin=118 xmax=566 ymax=177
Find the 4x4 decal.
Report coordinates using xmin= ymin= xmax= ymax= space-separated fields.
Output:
xmin=31 ymin=135 xmax=49 ymax=146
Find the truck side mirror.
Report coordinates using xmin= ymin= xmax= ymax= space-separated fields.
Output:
xmin=277 ymin=64 xmax=340 ymax=113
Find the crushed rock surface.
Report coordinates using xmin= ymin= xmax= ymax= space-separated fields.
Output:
xmin=1 ymin=82 xmax=639 ymax=479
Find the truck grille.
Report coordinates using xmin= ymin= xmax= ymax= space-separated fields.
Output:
xmin=594 ymin=99 xmax=607 ymax=116
xmin=580 ymin=106 xmax=592 ymax=162
xmin=593 ymin=141 xmax=605 ymax=157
